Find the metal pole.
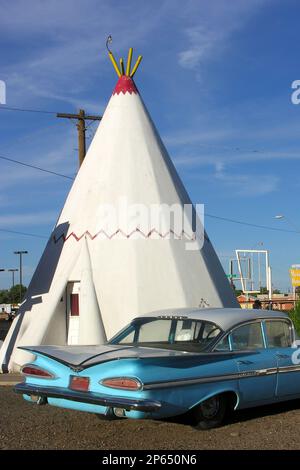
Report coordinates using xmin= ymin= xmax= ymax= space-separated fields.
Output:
xmin=8 ymin=269 xmax=18 ymax=304
xmin=77 ymin=109 xmax=86 ymax=167
xmin=0 ymin=269 xmax=5 ymax=290
xmin=14 ymin=251 xmax=28 ymax=303
xmin=0 ymin=269 xmax=4 ymax=314
xmin=57 ymin=110 xmax=101 ymax=167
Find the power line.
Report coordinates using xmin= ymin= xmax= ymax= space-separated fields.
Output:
xmin=0 ymin=228 xmax=47 ymax=239
xmin=0 ymin=105 xmax=57 ymax=115
xmin=205 ymin=213 xmax=299 ymax=234
xmin=0 ymin=154 xmax=74 ymax=180
xmin=0 ymin=155 xmax=299 ymax=237
xmin=0 ymin=212 xmax=299 ymax=241
xmin=0 ymin=105 xmax=284 ymax=157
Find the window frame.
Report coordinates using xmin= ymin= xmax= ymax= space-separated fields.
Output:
xmin=213 ymin=319 xmax=266 ymax=352
xmin=262 ymin=318 xmax=294 ymax=349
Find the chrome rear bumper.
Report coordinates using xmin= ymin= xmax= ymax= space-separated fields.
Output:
xmin=14 ymin=382 xmax=161 ymax=412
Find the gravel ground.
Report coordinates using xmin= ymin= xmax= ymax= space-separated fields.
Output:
xmin=1 ymin=386 xmax=300 ymax=450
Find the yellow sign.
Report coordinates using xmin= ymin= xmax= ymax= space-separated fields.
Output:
xmin=290 ymin=268 xmax=300 ymax=286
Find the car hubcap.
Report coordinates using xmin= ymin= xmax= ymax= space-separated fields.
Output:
xmin=200 ymin=396 xmax=220 ymax=419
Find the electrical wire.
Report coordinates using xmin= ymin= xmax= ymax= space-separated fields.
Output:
xmin=0 ymin=154 xmax=74 ymax=180
xmin=0 ymin=228 xmax=47 ymax=239
xmin=0 ymin=152 xmax=299 ymax=237
xmin=0 ymin=212 xmax=298 ymax=240
xmin=205 ymin=213 xmax=300 ymax=234
xmin=0 ymin=105 xmax=57 ymax=115
xmin=0 ymin=105 xmax=280 ymax=157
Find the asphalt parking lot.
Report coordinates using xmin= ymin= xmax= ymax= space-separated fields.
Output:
xmin=1 ymin=384 xmax=300 ymax=450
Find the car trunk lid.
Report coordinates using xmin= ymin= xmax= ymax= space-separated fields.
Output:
xmin=18 ymin=344 xmax=197 ymax=370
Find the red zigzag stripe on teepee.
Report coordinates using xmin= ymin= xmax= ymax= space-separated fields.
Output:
xmin=52 ymin=228 xmax=197 ymax=244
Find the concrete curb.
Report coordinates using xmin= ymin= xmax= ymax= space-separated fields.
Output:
xmin=0 ymin=374 xmax=23 ymax=386
xmin=0 ymin=382 xmax=20 ymax=386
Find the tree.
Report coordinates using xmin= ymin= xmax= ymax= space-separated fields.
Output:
xmin=9 ymin=284 xmax=27 ymax=304
xmin=0 ymin=289 xmax=10 ymax=304
xmin=273 ymin=289 xmax=281 ymax=294
xmin=260 ymin=286 xmax=269 ymax=294
xmin=235 ymin=289 xmax=243 ymax=297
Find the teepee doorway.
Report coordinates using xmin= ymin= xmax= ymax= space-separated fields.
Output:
xmin=67 ymin=281 xmax=80 ymax=345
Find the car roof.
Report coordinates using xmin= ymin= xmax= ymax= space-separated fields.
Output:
xmin=137 ymin=307 xmax=290 ymax=332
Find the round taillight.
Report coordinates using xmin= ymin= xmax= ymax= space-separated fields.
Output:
xmin=21 ymin=364 xmax=54 ymax=379
xmin=101 ymin=377 xmax=142 ymax=391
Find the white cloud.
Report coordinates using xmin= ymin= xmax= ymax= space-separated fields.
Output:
xmin=178 ymin=27 xmax=219 ymax=69
xmin=214 ymin=166 xmax=279 ymax=197
xmin=0 ymin=0 xmax=173 ymax=108
xmin=178 ymin=0 xmax=268 ymax=71
xmin=173 ymin=148 xmax=300 ymax=169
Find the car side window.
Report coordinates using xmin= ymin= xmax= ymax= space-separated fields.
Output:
xmin=119 ymin=330 xmax=135 ymax=344
xmin=214 ymin=335 xmax=230 ymax=351
xmin=265 ymin=321 xmax=292 ymax=348
xmin=230 ymin=322 xmax=264 ymax=351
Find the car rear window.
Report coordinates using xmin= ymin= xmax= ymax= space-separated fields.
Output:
xmin=111 ymin=317 xmax=223 ymax=352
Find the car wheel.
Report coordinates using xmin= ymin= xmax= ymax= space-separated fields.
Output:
xmin=193 ymin=394 xmax=227 ymax=430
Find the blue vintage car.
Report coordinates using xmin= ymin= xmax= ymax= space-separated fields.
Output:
xmin=14 ymin=308 xmax=300 ymax=429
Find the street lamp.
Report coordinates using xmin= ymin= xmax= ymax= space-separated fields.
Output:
xmin=8 ymin=268 xmax=18 ymax=288
xmin=14 ymin=251 xmax=28 ymax=303
xmin=274 ymin=214 xmax=300 ymax=232
xmin=8 ymin=268 xmax=18 ymax=304
xmin=0 ymin=270 xmax=5 ymax=307
xmin=0 ymin=269 xmax=5 ymax=290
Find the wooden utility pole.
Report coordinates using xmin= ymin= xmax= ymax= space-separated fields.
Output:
xmin=57 ymin=109 xmax=102 ymax=167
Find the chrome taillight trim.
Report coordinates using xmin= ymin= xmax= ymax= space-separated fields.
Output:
xmin=21 ymin=363 xmax=56 ymax=380
xmin=100 ymin=377 xmax=143 ymax=391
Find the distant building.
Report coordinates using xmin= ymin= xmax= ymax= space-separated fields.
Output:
xmin=237 ymin=294 xmax=295 ymax=311
xmin=237 ymin=295 xmax=257 ymax=309
xmin=0 ymin=304 xmax=11 ymax=315
xmin=257 ymin=294 xmax=295 ymax=312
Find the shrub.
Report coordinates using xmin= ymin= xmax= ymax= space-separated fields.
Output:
xmin=288 ymin=301 xmax=300 ymax=336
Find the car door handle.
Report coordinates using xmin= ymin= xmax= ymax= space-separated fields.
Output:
xmin=276 ymin=354 xmax=290 ymax=359
xmin=237 ymin=360 xmax=254 ymax=365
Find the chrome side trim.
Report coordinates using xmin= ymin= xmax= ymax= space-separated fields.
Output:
xmin=144 ymin=363 xmax=300 ymax=390
xmin=143 ymin=368 xmax=278 ymax=390
xmin=14 ymin=383 xmax=161 ymax=412
xmin=278 ymin=365 xmax=300 ymax=374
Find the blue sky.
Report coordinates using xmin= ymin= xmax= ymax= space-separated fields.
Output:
xmin=0 ymin=0 xmax=300 ymax=292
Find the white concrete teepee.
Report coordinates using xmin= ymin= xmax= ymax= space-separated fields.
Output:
xmin=0 ymin=47 xmax=238 ymax=372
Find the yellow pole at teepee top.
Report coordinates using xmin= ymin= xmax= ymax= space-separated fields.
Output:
xmin=106 ymin=37 xmax=142 ymax=78
xmin=130 ymin=55 xmax=143 ymax=78
xmin=126 ymin=48 xmax=133 ymax=76
xmin=108 ymin=51 xmax=121 ymax=77
xmin=119 ymin=58 xmax=125 ymax=75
